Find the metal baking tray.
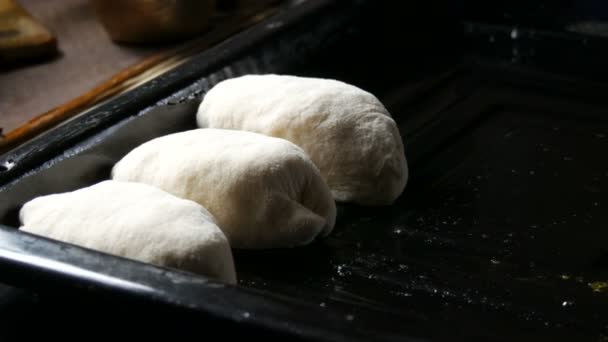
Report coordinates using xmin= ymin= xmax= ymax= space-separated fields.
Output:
xmin=1 ymin=1 xmax=607 ymax=340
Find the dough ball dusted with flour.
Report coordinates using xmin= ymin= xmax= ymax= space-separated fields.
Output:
xmin=19 ymin=180 xmax=236 ymax=284
xmin=197 ymin=74 xmax=408 ymax=206
xmin=112 ymin=129 xmax=336 ymax=249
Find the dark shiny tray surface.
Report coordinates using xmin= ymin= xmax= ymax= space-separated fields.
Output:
xmin=0 ymin=1 xmax=607 ymax=341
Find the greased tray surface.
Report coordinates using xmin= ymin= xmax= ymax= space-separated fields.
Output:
xmin=0 ymin=1 xmax=607 ymax=341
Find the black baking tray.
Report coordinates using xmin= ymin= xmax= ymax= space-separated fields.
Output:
xmin=1 ymin=0 xmax=607 ymax=340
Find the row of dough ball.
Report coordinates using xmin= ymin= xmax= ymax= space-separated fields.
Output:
xmin=19 ymin=75 xmax=408 ymax=285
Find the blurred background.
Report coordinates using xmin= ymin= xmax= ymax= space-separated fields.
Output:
xmin=3 ymin=0 xmax=608 ymax=154
xmin=0 ymin=0 xmax=279 ymax=153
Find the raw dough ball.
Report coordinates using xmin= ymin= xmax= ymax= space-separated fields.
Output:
xmin=19 ymin=180 xmax=236 ymax=284
xmin=112 ymin=129 xmax=336 ymax=249
xmin=197 ymin=74 xmax=408 ymax=206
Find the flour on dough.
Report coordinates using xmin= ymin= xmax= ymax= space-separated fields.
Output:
xmin=197 ymin=74 xmax=408 ymax=206
xmin=112 ymin=129 xmax=336 ymax=249
xmin=19 ymin=180 xmax=236 ymax=284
